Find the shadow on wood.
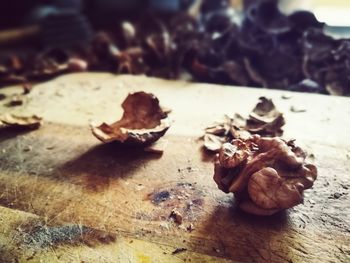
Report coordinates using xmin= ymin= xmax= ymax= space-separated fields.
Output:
xmin=187 ymin=202 xmax=291 ymax=261
xmin=0 ymin=128 xmax=36 ymax=143
xmin=58 ymin=142 xmax=163 ymax=192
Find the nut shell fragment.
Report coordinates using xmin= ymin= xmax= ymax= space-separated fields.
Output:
xmin=246 ymin=97 xmax=285 ymax=137
xmin=91 ymin=92 xmax=170 ymax=145
xmin=213 ymin=135 xmax=317 ymax=215
xmin=0 ymin=114 xmax=42 ymax=130
xmin=203 ymin=97 xmax=285 ymax=152
xmin=204 ymin=134 xmax=225 ymax=152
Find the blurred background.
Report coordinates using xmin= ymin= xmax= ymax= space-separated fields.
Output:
xmin=2 ymin=1 xmax=349 ymax=29
xmin=0 ymin=0 xmax=349 ymax=95
xmin=1 ymin=1 xmax=349 ymax=28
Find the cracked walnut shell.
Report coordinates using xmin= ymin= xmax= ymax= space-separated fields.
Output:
xmin=91 ymin=92 xmax=170 ymax=145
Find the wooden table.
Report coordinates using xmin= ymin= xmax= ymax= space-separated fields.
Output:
xmin=0 ymin=73 xmax=349 ymax=262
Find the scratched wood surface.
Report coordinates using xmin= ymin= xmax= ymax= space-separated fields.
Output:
xmin=0 ymin=73 xmax=349 ymax=263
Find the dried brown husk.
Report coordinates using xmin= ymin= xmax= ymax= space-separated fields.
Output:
xmin=0 ymin=114 xmax=42 ymax=130
xmin=91 ymin=92 xmax=170 ymax=145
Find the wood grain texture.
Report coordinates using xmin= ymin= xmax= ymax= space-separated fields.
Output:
xmin=0 ymin=73 xmax=349 ymax=262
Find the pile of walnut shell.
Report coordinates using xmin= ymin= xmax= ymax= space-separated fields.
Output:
xmin=213 ymin=135 xmax=317 ymax=216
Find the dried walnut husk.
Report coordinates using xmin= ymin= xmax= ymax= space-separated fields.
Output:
xmin=91 ymin=92 xmax=170 ymax=145
xmin=213 ymin=135 xmax=317 ymax=216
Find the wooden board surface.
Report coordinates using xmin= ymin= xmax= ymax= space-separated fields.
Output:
xmin=0 ymin=73 xmax=349 ymax=263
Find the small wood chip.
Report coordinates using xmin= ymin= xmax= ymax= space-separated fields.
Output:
xmin=170 ymin=209 xmax=183 ymax=225
xmin=23 ymin=146 xmax=32 ymax=152
xmin=7 ymin=94 xmax=25 ymax=107
xmin=281 ymin=94 xmax=292 ymax=99
xmin=172 ymin=248 xmax=187 ymax=255
xmin=186 ymin=223 xmax=195 ymax=232
xmin=290 ymin=105 xmax=307 ymax=113
xmin=46 ymin=146 xmax=55 ymax=150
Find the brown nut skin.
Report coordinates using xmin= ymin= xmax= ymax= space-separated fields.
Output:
xmin=213 ymin=135 xmax=317 ymax=215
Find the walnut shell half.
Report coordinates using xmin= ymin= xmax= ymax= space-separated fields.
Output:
xmin=91 ymin=92 xmax=170 ymax=145
xmin=213 ymin=135 xmax=317 ymax=215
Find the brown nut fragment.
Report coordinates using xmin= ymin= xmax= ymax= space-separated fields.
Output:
xmin=246 ymin=97 xmax=285 ymax=137
xmin=0 ymin=114 xmax=42 ymax=130
xmin=203 ymin=98 xmax=285 ymax=153
xmin=213 ymin=135 xmax=317 ymax=215
xmin=203 ymin=134 xmax=226 ymax=152
xmin=91 ymin=91 xmax=170 ymax=145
